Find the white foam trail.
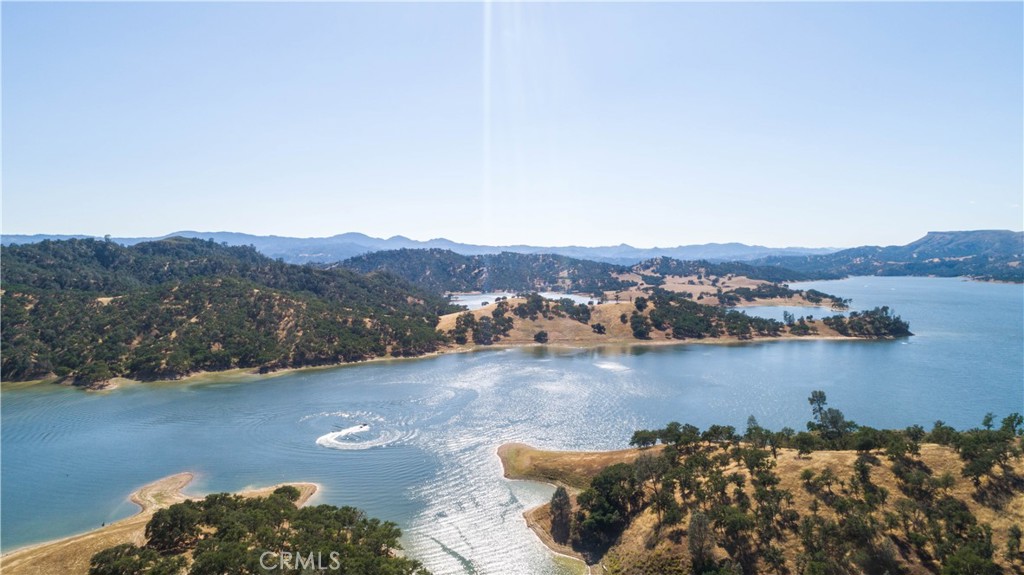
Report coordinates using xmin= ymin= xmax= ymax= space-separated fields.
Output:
xmin=595 ymin=361 xmax=630 ymax=372
xmin=314 ymin=420 xmax=420 ymax=451
xmin=316 ymin=426 xmax=404 ymax=451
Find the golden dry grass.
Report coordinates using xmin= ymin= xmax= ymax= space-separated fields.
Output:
xmin=657 ymin=275 xmax=765 ymax=304
xmin=502 ymin=442 xmax=1024 ymax=573
xmin=0 ymin=473 xmax=318 ymax=575
xmin=499 ymin=443 xmax=665 ymax=491
xmin=439 ymin=300 xmax=642 ymax=346
xmin=439 ymin=299 xmax=851 ymax=352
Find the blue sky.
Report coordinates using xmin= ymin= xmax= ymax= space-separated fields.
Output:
xmin=3 ymin=2 xmax=1021 ymax=248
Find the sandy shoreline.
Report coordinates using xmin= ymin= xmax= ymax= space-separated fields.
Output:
xmin=4 ymin=326 xmax=872 ymax=392
xmin=497 ymin=444 xmax=595 ymax=573
xmin=0 ymin=473 xmax=319 ymax=575
xmin=3 ymin=348 xmax=455 ymax=391
xmin=497 ymin=442 xmax=677 ymax=571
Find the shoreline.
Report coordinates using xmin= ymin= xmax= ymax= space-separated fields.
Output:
xmin=496 ymin=444 xmax=593 ymax=573
xmin=3 ymin=330 xmax=882 ymax=391
xmin=0 ymin=473 xmax=319 ymax=575
xmin=497 ymin=442 xmax=671 ymax=571
xmin=3 ymin=347 xmax=456 ymax=391
xmin=497 ymin=442 xmax=669 ymax=572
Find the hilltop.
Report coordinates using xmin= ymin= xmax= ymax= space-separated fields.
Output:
xmin=500 ymin=403 xmax=1024 ymax=575
xmin=339 ymin=249 xmax=636 ymax=295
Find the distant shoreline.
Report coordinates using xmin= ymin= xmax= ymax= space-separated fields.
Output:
xmin=2 ymin=287 xmax=907 ymax=391
xmin=0 ymin=473 xmax=319 ymax=575
xmin=3 ymin=328 xmax=878 ymax=391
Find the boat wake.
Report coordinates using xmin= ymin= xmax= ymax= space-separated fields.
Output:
xmin=307 ymin=412 xmax=418 ymax=451
xmin=595 ymin=361 xmax=630 ymax=372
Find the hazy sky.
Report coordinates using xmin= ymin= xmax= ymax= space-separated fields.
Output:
xmin=3 ymin=2 xmax=1021 ymax=248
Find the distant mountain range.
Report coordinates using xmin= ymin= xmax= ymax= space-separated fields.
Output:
xmin=3 ymin=229 xmax=1020 ymax=281
xmin=0 ymin=231 xmax=837 ymax=265
xmin=756 ymin=230 xmax=1023 ymax=282
xmin=340 ymin=230 xmax=1022 ymax=285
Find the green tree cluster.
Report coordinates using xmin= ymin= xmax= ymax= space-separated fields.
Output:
xmin=558 ymin=394 xmax=1022 ymax=574
xmin=636 ymin=290 xmax=909 ymax=343
xmin=2 ymin=239 xmax=457 ymax=384
xmin=823 ymin=307 xmax=912 ymax=337
xmin=90 ymin=488 xmax=430 ymax=575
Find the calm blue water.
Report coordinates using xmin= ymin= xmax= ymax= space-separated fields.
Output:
xmin=740 ymin=304 xmax=841 ymax=323
xmin=2 ymin=277 xmax=1021 ymax=574
xmin=450 ymin=292 xmax=593 ymax=308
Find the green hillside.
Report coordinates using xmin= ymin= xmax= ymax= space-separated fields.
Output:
xmin=1 ymin=238 xmax=457 ymax=385
xmin=340 ymin=248 xmax=637 ymax=295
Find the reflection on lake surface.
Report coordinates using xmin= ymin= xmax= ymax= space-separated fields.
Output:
xmin=740 ymin=304 xmax=841 ymax=322
xmin=450 ymin=292 xmax=594 ymax=308
xmin=2 ymin=277 xmax=1021 ymax=574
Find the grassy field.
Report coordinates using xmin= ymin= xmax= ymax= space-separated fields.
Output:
xmin=439 ymin=298 xmax=851 ymax=350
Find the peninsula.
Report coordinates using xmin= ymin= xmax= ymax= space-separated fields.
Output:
xmin=498 ymin=397 xmax=1024 ymax=575
xmin=0 ymin=474 xmax=317 ymax=575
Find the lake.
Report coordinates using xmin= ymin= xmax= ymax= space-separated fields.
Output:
xmin=450 ymin=291 xmax=595 ymax=309
xmin=2 ymin=277 xmax=1021 ymax=574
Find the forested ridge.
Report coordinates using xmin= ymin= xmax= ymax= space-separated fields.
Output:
xmin=632 ymin=257 xmax=810 ymax=284
xmin=339 ymin=248 xmax=638 ymax=295
xmin=340 ymin=231 xmax=1024 ymax=290
xmin=1 ymin=238 xmax=458 ymax=385
xmin=340 ymin=249 xmax=820 ymax=294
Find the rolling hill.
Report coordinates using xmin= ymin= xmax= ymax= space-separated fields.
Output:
xmin=338 ymin=249 xmax=637 ymax=295
xmin=0 ymin=238 xmax=457 ymax=385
